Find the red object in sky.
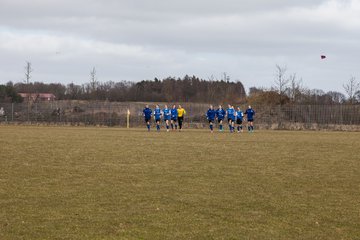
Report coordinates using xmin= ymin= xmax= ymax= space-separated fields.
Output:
xmin=321 ymin=55 xmax=326 ymax=59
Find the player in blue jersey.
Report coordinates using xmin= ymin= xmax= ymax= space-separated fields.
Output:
xmin=143 ymin=104 xmax=152 ymax=131
xmin=216 ymin=105 xmax=226 ymax=131
xmin=153 ymin=104 xmax=162 ymax=131
xmin=170 ymin=104 xmax=178 ymax=130
xmin=206 ymin=105 xmax=216 ymax=133
xmin=226 ymin=104 xmax=236 ymax=133
xmin=244 ymin=105 xmax=255 ymax=132
xmin=235 ymin=106 xmax=244 ymax=133
xmin=163 ymin=105 xmax=171 ymax=132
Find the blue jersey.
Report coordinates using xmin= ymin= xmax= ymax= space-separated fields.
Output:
xmin=154 ymin=108 xmax=162 ymax=120
xmin=163 ymin=108 xmax=171 ymax=120
xmin=171 ymin=109 xmax=178 ymax=120
xmin=206 ymin=109 xmax=216 ymax=121
xmin=143 ymin=107 xmax=152 ymax=119
xmin=227 ymin=108 xmax=235 ymax=120
xmin=236 ymin=110 xmax=244 ymax=121
xmin=216 ymin=108 xmax=226 ymax=120
xmin=245 ymin=108 xmax=255 ymax=120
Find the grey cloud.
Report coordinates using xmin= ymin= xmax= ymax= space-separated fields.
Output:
xmin=0 ymin=0 xmax=359 ymax=92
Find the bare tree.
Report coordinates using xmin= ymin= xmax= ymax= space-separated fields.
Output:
xmin=356 ymin=90 xmax=360 ymax=102
xmin=207 ymin=75 xmax=217 ymax=103
xmin=343 ymin=76 xmax=360 ymax=104
xmin=326 ymin=91 xmax=346 ymax=104
xmin=273 ymin=65 xmax=290 ymax=105
xmin=287 ymin=73 xmax=304 ymax=103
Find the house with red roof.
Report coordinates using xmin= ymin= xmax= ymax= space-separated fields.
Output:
xmin=19 ymin=93 xmax=56 ymax=102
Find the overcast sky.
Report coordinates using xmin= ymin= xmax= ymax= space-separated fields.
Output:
xmin=0 ymin=0 xmax=359 ymax=93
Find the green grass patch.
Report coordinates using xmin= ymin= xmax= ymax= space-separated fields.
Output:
xmin=1 ymin=126 xmax=360 ymax=239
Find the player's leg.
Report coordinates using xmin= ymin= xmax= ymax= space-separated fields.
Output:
xmin=156 ymin=119 xmax=160 ymax=131
xmin=166 ymin=119 xmax=170 ymax=132
xmin=209 ymin=120 xmax=214 ymax=132
xmin=219 ymin=119 xmax=223 ymax=131
xmin=146 ymin=118 xmax=151 ymax=131
xmin=178 ymin=117 xmax=183 ymax=131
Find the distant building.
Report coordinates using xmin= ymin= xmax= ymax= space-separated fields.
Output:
xmin=19 ymin=93 xmax=56 ymax=102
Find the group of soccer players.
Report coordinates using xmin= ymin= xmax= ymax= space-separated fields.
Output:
xmin=143 ymin=104 xmax=186 ymax=132
xmin=206 ymin=104 xmax=255 ymax=133
xmin=143 ymin=104 xmax=255 ymax=133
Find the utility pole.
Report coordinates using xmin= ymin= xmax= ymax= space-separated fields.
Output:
xmin=25 ymin=61 xmax=33 ymax=122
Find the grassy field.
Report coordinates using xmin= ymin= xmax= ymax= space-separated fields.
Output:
xmin=0 ymin=126 xmax=360 ymax=240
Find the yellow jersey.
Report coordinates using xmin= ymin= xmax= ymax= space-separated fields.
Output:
xmin=177 ymin=108 xmax=186 ymax=117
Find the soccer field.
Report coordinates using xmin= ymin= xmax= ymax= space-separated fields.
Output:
xmin=0 ymin=126 xmax=359 ymax=240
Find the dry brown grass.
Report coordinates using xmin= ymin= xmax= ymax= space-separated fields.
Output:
xmin=1 ymin=126 xmax=359 ymax=239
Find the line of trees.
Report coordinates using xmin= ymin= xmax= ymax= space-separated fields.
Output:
xmin=1 ymin=64 xmax=360 ymax=105
xmin=2 ymin=76 xmax=359 ymax=105
xmin=247 ymin=65 xmax=360 ymax=105
xmin=1 ymin=75 xmax=247 ymax=103
xmin=0 ymin=83 xmax=23 ymax=103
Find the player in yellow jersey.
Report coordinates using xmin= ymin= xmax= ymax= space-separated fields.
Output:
xmin=177 ymin=104 xmax=186 ymax=131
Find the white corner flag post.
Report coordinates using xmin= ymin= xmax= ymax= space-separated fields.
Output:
xmin=127 ymin=109 xmax=130 ymax=128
